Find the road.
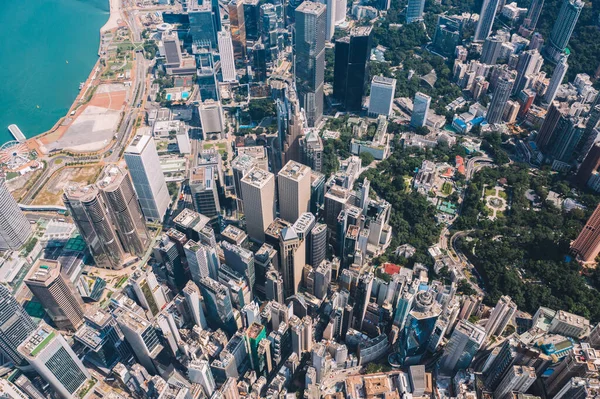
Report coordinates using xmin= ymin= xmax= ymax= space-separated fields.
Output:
xmin=21 ymin=155 xmax=72 ymax=204
xmin=447 ymin=229 xmax=484 ymax=295
xmin=466 ymin=156 xmax=494 ymax=180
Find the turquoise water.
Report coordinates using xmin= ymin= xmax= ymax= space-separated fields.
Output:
xmin=0 ymin=0 xmax=109 ymax=145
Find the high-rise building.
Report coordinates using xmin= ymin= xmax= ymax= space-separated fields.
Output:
xmin=576 ymin=144 xmax=600 ymax=187
xmin=536 ymin=101 xmax=569 ymax=149
xmin=218 ymin=31 xmax=237 ymax=82
xmin=18 ymin=323 xmax=91 ymax=399
xmin=266 ymin=268 xmax=285 ymax=303
xmin=481 ymin=34 xmax=505 ymax=65
xmin=295 ymin=1 xmax=326 ymax=127
xmin=243 ymin=0 xmax=260 ymax=41
xmin=189 ymin=2 xmax=218 ymax=49
xmin=241 ymin=167 xmax=276 ymax=243
xmin=124 ymin=134 xmax=170 ymax=222
xmin=184 ymin=240 xmax=213 ymax=284
xmin=222 ymin=240 xmax=256 ymax=288
xmin=333 ymin=27 xmax=372 ymax=111
xmin=411 ymin=92 xmax=431 ymax=128
xmin=64 ymin=183 xmax=126 ymax=270
xmin=0 ymin=380 xmax=29 ymax=399
xmin=228 ymin=0 xmax=247 ymax=60
xmin=130 ymin=269 xmax=168 ymax=317
xmin=278 ymin=160 xmax=311 ymax=223
xmin=571 ymin=203 xmax=600 ymax=264
xmin=0 ymin=284 xmax=36 ymax=365
xmin=432 ymin=16 xmax=462 ymax=56
xmin=182 ymin=280 xmax=208 ymax=329
xmin=246 ymin=323 xmax=267 ymax=374
xmin=545 ymin=0 xmax=584 ymax=63
xmin=485 ymin=295 xmax=517 ymax=339
xmin=406 ymin=0 xmax=425 ymax=23
xmin=299 ymin=129 xmax=324 ymax=172
xmin=439 ymin=320 xmax=485 ymax=374
xmin=544 ymin=54 xmax=569 ymax=104
xmin=0 ymin=178 xmax=31 ymax=251
xmin=368 ymin=76 xmax=396 ymax=117
xmin=545 ymin=343 xmax=600 ymax=396
xmin=314 ymin=260 xmax=331 ymax=300
xmin=198 ymin=276 xmax=237 ymax=335
xmin=96 ymin=165 xmax=150 ymax=257
xmin=309 ymin=223 xmax=327 ymax=267
xmin=554 ymin=377 xmax=600 ymax=399
xmin=400 ymin=290 xmax=442 ymax=364
xmin=280 ymin=226 xmax=305 ymax=297
xmin=197 ymin=52 xmax=220 ymax=101
xmin=486 ymin=74 xmax=515 ymax=124
xmin=199 ymin=99 xmax=225 ymax=135
xmin=546 ymin=114 xmax=586 ymax=163
xmin=513 ymin=49 xmax=543 ymax=94
xmin=189 ymin=165 xmax=221 ymax=219
xmin=474 ymin=0 xmax=500 ymax=41
xmin=325 ymin=0 xmax=336 ymax=40
xmin=493 ymin=365 xmax=536 ymax=399
xmin=188 ymin=359 xmax=216 ymax=396
xmin=523 ymin=0 xmax=544 ymax=30
xmin=25 ymin=259 xmax=85 ymax=331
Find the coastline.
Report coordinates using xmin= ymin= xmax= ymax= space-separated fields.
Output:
xmin=31 ymin=0 xmax=122 ymax=147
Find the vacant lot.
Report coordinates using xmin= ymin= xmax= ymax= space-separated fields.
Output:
xmin=32 ymin=166 xmax=101 ymax=206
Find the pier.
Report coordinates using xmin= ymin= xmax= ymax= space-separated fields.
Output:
xmin=7 ymin=124 xmax=26 ymax=142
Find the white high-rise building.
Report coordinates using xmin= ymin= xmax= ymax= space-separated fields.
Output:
xmin=439 ymin=320 xmax=485 ymax=374
xmin=189 ymin=359 xmax=216 ymax=396
xmin=218 ymin=31 xmax=237 ymax=82
xmin=326 ymin=0 xmax=336 ymax=40
xmin=544 ymin=54 xmax=569 ymax=104
xmin=124 ymin=134 xmax=170 ymax=222
xmin=130 ymin=269 xmax=168 ymax=317
xmin=199 ymin=99 xmax=225 ymax=136
xmin=485 ymin=295 xmax=517 ymax=339
xmin=0 ymin=178 xmax=31 ymax=250
xmin=18 ymin=323 xmax=92 ymax=399
xmin=474 ymin=0 xmax=501 ymax=41
xmin=368 ymin=76 xmax=396 ymax=117
xmin=411 ymin=92 xmax=431 ymax=128
xmin=277 ymin=160 xmax=311 ymax=223
xmin=406 ymin=0 xmax=425 ymax=23
xmin=335 ymin=0 xmax=346 ymax=24
xmin=241 ymin=167 xmax=276 ymax=243
xmin=184 ymin=240 xmax=212 ymax=284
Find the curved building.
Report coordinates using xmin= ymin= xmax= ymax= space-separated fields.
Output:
xmin=400 ymin=290 xmax=442 ymax=365
xmin=0 ymin=178 xmax=31 ymax=251
xmin=545 ymin=0 xmax=583 ymax=63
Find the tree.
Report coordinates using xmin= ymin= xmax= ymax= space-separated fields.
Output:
xmin=359 ymin=152 xmax=375 ymax=166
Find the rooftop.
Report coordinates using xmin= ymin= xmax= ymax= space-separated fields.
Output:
xmin=247 ymin=322 xmax=265 ymax=339
xmin=20 ymin=324 xmax=56 ymax=357
xmin=25 ymin=259 xmax=60 ymax=284
xmin=279 ymin=160 xmax=311 ymax=181
xmin=241 ymin=167 xmax=273 ymax=187
xmin=125 ymin=134 xmax=152 ymax=154
xmin=97 ymin=166 xmax=127 ymax=192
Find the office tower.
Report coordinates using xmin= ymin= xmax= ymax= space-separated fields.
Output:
xmin=401 ymin=290 xmax=442 ymax=364
xmin=278 ymin=160 xmax=311 ymax=223
xmin=182 ymin=281 xmax=208 ymax=328
xmin=411 ymin=92 xmax=431 ymax=128
xmin=295 ymin=1 xmax=326 ymax=127
xmin=368 ymin=76 xmax=396 ymax=117
xmin=536 ymin=101 xmax=567 ymax=149
xmin=309 ymin=223 xmax=327 ymax=267
xmin=198 ymin=276 xmax=237 ymax=335
xmin=513 ymin=49 xmax=544 ymax=94
xmin=189 ymin=3 xmax=218 ymax=49
xmin=486 ymin=74 xmax=515 ymax=124
xmin=353 ymin=273 xmax=373 ymax=330
xmin=218 ymin=31 xmax=237 ymax=82
xmin=545 ymin=343 xmax=600 ymax=396
xmin=577 ymin=144 xmax=600 ymax=187
xmin=97 ymin=166 xmax=150 ymax=256
xmin=266 ymin=268 xmax=285 ymax=303
xmin=333 ymin=27 xmax=372 ymax=111
xmin=0 ymin=284 xmax=36 ymax=365
xmin=481 ymin=34 xmax=505 ymax=65
xmin=485 ymin=295 xmax=517 ymax=339
xmin=544 ymin=54 xmax=569 ymax=104
xmin=493 ymin=366 xmax=536 ymax=399
xmin=189 ymin=165 xmax=220 ymax=219
xmin=229 ymin=0 xmax=247 ymax=60
xmin=335 ymin=0 xmax=346 ymax=23
xmin=299 ymin=129 xmax=324 ymax=172
xmin=523 ymin=0 xmax=544 ymax=30
xmin=64 ymin=183 xmax=126 ymax=270
xmin=554 ymin=377 xmax=600 ymax=399
xmin=546 ymin=114 xmax=586 ymax=163
xmin=222 ymin=240 xmax=256 ymax=288
xmin=199 ymin=99 xmax=225 ymax=135
xmin=241 ymin=167 xmax=276 ymax=242
xmin=433 ymin=16 xmax=462 ymax=56
xmin=114 ymin=307 xmax=163 ymax=375
xmin=0 ymin=178 xmax=31 ymax=251
xmin=197 ymin=52 xmax=220 ymax=101
xmin=130 ymin=269 xmax=168 ymax=316
xmin=189 ymin=359 xmax=216 ymax=396
xmin=74 ymin=308 xmax=132 ymax=372
xmin=184 ymin=240 xmax=212 ymax=284
xmin=545 ymin=0 xmax=584 ymax=63
xmin=571 ymin=203 xmax=600 ymax=263
xmin=314 ymin=261 xmax=331 ymax=300
xmin=474 ymin=0 xmax=500 ymax=41
xmin=261 ymin=3 xmax=284 ymax=62
xmin=325 ymin=0 xmax=336 ymax=40
xmin=280 ymin=227 xmax=305 ymax=297
xmin=18 ymin=323 xmax=91 ymax=399
xmin=25 ymin=259 xmax=84 ymax=331
xmin=406 ymin=0 xmax=425 ymax=23
xmin=244 ymin=0 xmax=260 ymax=41
xmin=246 ymin=323 xmax=267 ymax=373
xmin=439 ymin=320 xmax=485 ymax=374
xmin=232 ymin=154 xmax=259 ymax=212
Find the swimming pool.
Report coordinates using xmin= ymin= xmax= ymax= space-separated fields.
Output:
xmin=166 ymin=93 xmax=172 ymax=101
xmin=182 ymin=91 xmax=189 ymax=100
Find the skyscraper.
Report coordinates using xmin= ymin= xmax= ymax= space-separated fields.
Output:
xmin=576 ymin=144 xmax=600 ymax=187
xmin=184 ymin=240 xmax=213 ymax=284
xmin=325 ymin=0 xmax=336 ymax=40
xmin=218 ymin=31 xmax=237 ymax=82
xmin=368 ymin=76 xmax=396 ymax=117
xmin=189 ymin=2 xmax=219 ymax=49
xmin=513 ymin=49 xmax=543 ymax=94
xmin=189 ymin=165 xmax=221 ymax=219
xmin=474 ymin=0 xmax=501 ymax=41
xmin=18 ymin=323 xmax=91 ymax=399
xmin=278 ymin=160 xmax=311 ymax=223
xmin=243 ymin=0 xmax=260 ymax=41
xmin=189 ymin=359 xmax=216 ymax=396
xmin=280 ymin=226 xmax=305 ymax=297
xmin=0 ymin=178 xmax=31 ymax=251
xmin=333 ymin=27 xmax=372 ymax=111
xmin=295 ymin=1 xmax=326 ymax=127
xmin=411 ymin=92 xmax=431 ymax=128
xmin=130 ymin=269 xmax=168 ymax=317
xmin=0 ymin=284 xmax=36 ymax=365
xmin=481 ymin=34 xmax=505 ymax=65
xmin=406 ymin=0 xmax=425 ymax=23
xmin=96 ymin=165 xmax=150 ymax=257
xmin=486 ymin=74 xmax=515 ymax=124
xmin=493 ymin=366 xmax=536 ymax=399
xmin=485 ymin=295 xmax=517 ymax=339
xmin=544 ymin=54 xmax=569 ymax=104
xmin=25 ymin=259 xmax=85 ymax=331
xmin=124 ymin=134 xmax=170 ymax=222
xmin=439 ymin=320 xmax=485 ymax=374
xmin=228 ymin=0 xmax=247 ymax=60
xmin=545 ymin=114 xmax=586 ymax=163
xmin=309 ymin=223 xmax=327 ymax=267
xmin=523 ymin=0 xmax=544 ymax=31
xmin=241 ymin=167 xmax=276 ymax=242
xmin=198 ymin=276 xmax=237 ymax=335
xmin=545 ymin=0 xmax=583 ymax=63
xmin=571 ymin=203 xmax=600 ymax=263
